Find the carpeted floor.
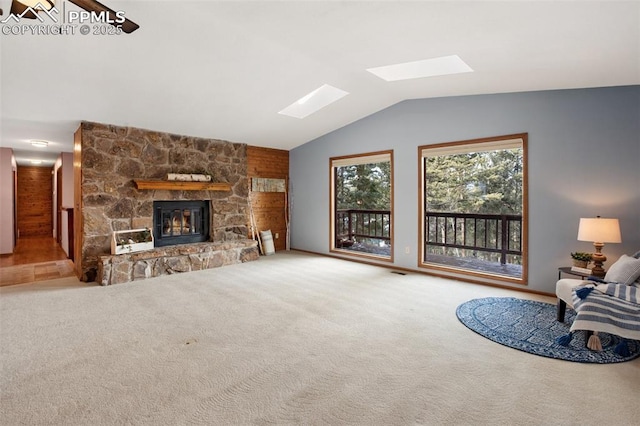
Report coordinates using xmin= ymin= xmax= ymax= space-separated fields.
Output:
xmin=1 ymin=251 xmax=639 ymax=425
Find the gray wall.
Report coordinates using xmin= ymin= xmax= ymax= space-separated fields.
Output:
xmin=289 ymin=86 xmax=640 ymax=294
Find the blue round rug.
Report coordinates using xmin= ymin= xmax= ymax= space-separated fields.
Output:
xmin=456 ymin=297 xmax=640 ymax=363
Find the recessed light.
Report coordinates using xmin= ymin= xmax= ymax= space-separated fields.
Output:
xmin=31 ymin=140 xmax=48 ymax=148
xmin=30 ymin=160 xmax=42 ymax=165
xmin=279 ymin=84 xmax=349 ymax=119
xmin=367 ymin=55 xmax=473 ymax=82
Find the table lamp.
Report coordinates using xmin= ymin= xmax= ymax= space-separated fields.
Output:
xmin=577 ymin=216 xmax=622 ymax=277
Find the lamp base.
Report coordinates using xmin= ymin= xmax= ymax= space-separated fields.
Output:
xmin=590 ymin=264 xmax=606 ymax=278
xmin=590 ymin=244 xmax=607 ymax=278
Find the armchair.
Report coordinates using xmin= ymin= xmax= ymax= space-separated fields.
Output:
xmin=555 ymin=252 xmax=640 ymax=351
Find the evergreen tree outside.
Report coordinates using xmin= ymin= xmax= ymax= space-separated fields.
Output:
xmin=336 ymin=162 xmax=390 ymax=210
xmin=424 ymin=147 xmax=524 ymax=273
xmin=425 ymin=149 xmax=522 ymax=215
xmin=334 ymin=160 xmax=391 ymax=256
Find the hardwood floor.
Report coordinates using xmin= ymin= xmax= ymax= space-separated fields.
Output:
xmin=0 ymin=237 xmax=75 ymax=287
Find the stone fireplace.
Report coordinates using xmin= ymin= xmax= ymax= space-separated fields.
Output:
xmin=76 ymin=122 xmax=259 ymax=284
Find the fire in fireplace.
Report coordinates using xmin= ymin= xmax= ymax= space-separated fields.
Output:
xmin=153 ymin=200 xmax=210 ymax=247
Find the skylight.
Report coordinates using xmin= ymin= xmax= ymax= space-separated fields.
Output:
xmin=279 ymin=84 xmax=349 ymax=119
xmin=366 ymin=55 xmax=473 ymax=82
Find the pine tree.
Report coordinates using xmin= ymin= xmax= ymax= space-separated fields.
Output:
xmin=424 ymin=147 xmax=524 ymax=264
xmin=334 ymin=161 xmax=392 ymax=248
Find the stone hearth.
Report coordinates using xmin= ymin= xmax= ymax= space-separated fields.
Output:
xmin=98 ymin=240 xmax=259 ymax=285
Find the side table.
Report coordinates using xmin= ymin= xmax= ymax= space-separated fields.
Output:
xmin=557 ymin=266 xmax=591 ymax=281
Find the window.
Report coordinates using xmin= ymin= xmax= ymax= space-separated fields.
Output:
xmin=419 ymin=134 xmax=527 ymax=283
xmin=330 ymin=151 xmax=393 ymax=261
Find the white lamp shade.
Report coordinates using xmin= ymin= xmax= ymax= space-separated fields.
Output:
xmin=577 ymin=218 xmax=622 ymax=243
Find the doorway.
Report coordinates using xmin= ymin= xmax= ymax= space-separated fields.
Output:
xmin=17 ymin=165 xmax=53 ymax=238
xmin=0 ymin=166 xmax=74 ymax=286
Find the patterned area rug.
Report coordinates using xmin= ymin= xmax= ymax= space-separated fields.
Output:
xmin=456 ymin=297 xmax=640 ymax=363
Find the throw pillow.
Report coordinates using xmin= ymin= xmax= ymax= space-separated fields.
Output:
xmin=634 ymin=251 xmax=640 ymax=285
xmin=604 ymin=254 xmax=640 ymax=285
xmin=631 ymin=251 xmax=640 ymax=285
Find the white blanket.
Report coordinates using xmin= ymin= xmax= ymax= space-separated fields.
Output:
xmin=570 ymin=283 xmax=640 ymax=341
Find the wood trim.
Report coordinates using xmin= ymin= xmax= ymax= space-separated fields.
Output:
xmin=419 ymin=261 xmax=526 ymax=285
xmin=521 ymin=134 xmax=529 ymax=284
xmin=56 ymin=167 xmax=62 ymax=244
xmin=419 ymin=132 xmax=528 ymax=152
xmin=389 ymin=150 xmax=394 ymax=263
xmin=133 ymin=180 xmax=231 ymax=191
xmin=330 ymin=247 xmax=394 ymax=263
xmin=329 ymin=149 xmax=394 ymax=262
xmin=73 ymin=127 xmax=83 ymax=279
xmin=417 ymin=146 xmax=424 ymax=270
xmin=329 ymin=156 xmax=334 ymax=256
xmin=417 ymin=133 xmax=528 ymax=285
xmin=66 ymin=208 xmax=74 ymax=261
xmin=330 ymin=149 xmax=393 ymax=163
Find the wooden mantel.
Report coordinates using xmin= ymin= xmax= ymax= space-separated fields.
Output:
xmin=134 ymin=179 xmax=232 ymax=191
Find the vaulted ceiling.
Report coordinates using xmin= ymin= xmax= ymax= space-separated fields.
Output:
xmin=1 ymin=1 xmax=639 ymax=165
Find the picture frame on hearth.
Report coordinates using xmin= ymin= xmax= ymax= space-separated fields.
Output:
xmin=111 ymin=228 xmax=154 ymax=255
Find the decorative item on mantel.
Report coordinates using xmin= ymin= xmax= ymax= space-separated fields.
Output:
xmin=167 ymin=173 xmax=212 ymax=182
xmin=111 ymin=228 xmax=154 ymax=255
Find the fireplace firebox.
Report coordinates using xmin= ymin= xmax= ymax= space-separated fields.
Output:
xmin=153 ymin=200 xmax=210 ymax=247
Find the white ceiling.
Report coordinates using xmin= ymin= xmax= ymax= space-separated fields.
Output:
xmin=1 ymin=0 xmax=639 ymax=166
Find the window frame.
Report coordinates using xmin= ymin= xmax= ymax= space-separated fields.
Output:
xmin=417 ymin=134 xmax=528 ymax=285
xmin=330 ymin=150 xmax=394 ymax=262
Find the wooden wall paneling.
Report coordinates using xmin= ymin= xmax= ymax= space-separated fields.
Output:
xmin=252 ymin=192 xmax=287 ymax=209
xmin=247 ymin=146 xmax=289 ymax=251
xmin=16 ymin=166 xmax=53 ymax=237
xmin=13 ymin=169 xmax=17 ymax=247
xmin=247 ymin=147 xmax=289 ymax=177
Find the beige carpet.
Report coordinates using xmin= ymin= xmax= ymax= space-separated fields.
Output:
xmin=1 ymin=251 xmax=639 ymax=425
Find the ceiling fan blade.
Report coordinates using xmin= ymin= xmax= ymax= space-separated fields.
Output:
xmin=67 ymin=0 xmax=139 ymax=33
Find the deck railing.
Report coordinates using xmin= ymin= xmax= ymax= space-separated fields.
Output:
xmin=335 ymin=210 xmax=521 ymax=264
xmin=424 ymin=212 xmax=522 ymax=264
xmin=336 ymin=209 xmax=391 ymax=244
